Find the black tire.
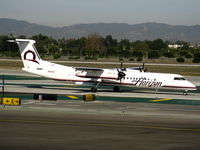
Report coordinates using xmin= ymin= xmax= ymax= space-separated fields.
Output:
xmin=113 ymin=86 xmax=120 ymax=92
xmin=91 ymin=87 xmax=97 ymax=92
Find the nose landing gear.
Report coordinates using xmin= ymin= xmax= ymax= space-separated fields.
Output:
xmin=91 ymin=87 xmax=97 ymax=93
xmin=183 ymin=90 xmax=188 ymax=95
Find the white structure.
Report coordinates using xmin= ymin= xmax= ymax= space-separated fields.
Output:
xmin=168 ymin=44 xmax=183 ymax=49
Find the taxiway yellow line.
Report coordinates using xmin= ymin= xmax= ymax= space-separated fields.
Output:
xmin=67 ymin=95 xmax=78 ymax=99
xmin=150 ymin=98 xmax=172 ymax=102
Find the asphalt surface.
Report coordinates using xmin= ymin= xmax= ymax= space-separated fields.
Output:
xmin=1 ymin=101 xmax=200 ymax=150
xmin=0 ymin=69 xmax=200 ymax=150
xmin=1 ymin=69 xmax=200 ymax=101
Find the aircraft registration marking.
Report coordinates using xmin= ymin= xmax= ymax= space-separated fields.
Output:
xmin=150 ymin=98 xmax=172 ymax=102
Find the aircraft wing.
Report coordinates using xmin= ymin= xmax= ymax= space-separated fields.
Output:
xmin=75 ymin=67 xmax=105 ymax=79
xmin=75 ymin=67 xmax=104 ymax=72
xmin=74 ymin=67 xmax=118 ymax=80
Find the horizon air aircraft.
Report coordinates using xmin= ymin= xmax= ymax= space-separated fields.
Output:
xmin=9 ymin=39 xmax=196 ymax=94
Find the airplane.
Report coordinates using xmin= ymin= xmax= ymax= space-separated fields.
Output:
xmin=9 ymin=39 xmax=196 ymax=94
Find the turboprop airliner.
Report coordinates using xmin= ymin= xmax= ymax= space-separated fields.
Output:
xmin=10 ymin=39 xmax=196 ymax=94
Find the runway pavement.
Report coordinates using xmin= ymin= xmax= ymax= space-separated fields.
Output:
xmin=1 ymin=69 xmax=200 ymax=101
xmin=1 ymin=101 xmax=200 ymax=150
xmin=0 ymin=69 xmax=200 ymax=150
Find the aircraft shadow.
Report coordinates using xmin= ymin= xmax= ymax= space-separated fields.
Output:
xmin=23 ymin=84 xmax=189 ymax=96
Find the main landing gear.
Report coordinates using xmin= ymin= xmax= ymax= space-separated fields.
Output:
xmin=183 ymin=90 xmax=188 ymax=95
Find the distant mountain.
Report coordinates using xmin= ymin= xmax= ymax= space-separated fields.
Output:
xmin=0 ymin=18 xmax=200 ymax=42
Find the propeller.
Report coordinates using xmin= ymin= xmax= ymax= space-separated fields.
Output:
xmin=117 ymin=62 xmax=126 ymax=82
xmin=120 ymin=62 xmax=126 ymax=71
xmin=139 ymin=62 xmax=147 ymax=72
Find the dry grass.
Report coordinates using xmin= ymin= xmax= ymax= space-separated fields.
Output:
xmin=58 ymin=62 xmax=200 ymax=76
xmin=0 ymin=60 xmax=23 ymax=70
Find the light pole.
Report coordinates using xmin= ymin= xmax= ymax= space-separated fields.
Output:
xmin=2 ymin=75 xmax=4 ymax=98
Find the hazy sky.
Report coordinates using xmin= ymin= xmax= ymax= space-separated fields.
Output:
xmin=0 ymin=0 xmax=200 ymax=27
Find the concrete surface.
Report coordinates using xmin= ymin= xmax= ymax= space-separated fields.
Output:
xmin=0 ymin=69 xmax=200 ymax=150
xmin=1 ymin=101 xmax=200 ymax=150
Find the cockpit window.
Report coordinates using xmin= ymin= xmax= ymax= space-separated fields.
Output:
xmin=174 ymin=77 xmax=186 ymax=80
xmin=174 ymin=77 xmax=180 ymax=80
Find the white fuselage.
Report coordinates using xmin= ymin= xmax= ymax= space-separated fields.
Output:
xmin=13 ymin=38 xmax=196 ymax=92
xmin=23 ymin=60 xmax=196 ymax=91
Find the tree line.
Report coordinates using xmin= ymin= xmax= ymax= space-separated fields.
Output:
xmin=0 ymin=34 xmax=200 ymax=63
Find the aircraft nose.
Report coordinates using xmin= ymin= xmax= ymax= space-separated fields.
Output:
xmin=189 ymin=81 xmax=197 ymax=89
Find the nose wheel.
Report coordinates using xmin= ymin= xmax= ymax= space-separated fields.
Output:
xmin=91 ymin=87 xmax=97 ymax=92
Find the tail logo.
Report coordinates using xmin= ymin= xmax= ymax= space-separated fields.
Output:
xmin=23 ymin=50 xmax=39 ymax=64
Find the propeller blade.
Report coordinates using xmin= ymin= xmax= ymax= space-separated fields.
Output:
xmin=117 ymin=62 xmax=126 ymax=81
xmin=142 ymin=62 xmax=145 ymax=70
xmin=120 ymin=62 xmax=123 ymax=70
xmin=139 ymin=62 xmax=147 ymax=72
xmin=142 ymin=62 xmax=147 ymax=72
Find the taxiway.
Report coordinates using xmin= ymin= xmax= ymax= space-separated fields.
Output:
xmin=0 ymin=69 xmax=200 ymax=150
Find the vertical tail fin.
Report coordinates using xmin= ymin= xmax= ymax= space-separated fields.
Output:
xmin=15 ymin=39 xmax=42 ymax=68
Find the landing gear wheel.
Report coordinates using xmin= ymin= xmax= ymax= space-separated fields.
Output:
xmin=183 ymin=90 xmax=188 ymax=95
xmin=113 ymin=86 xmax=120 ymax=92
xmin=91 ymin=87 xmax=97 ymax=93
